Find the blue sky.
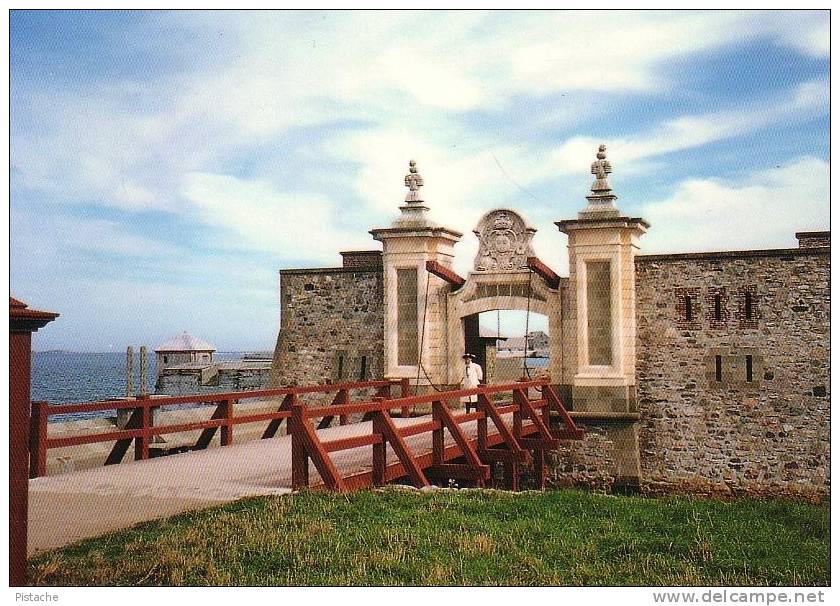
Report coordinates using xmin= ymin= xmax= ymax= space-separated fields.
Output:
xmin=10 ymin=10 xmax=829 ymax=351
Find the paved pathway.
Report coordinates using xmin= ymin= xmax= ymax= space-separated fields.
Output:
xmin=28 ymin=415 xmax=481 ymax=555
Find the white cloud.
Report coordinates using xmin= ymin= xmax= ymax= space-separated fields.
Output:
xmin=641 ymin=156 xmax=829 ymax=254
xmin=11 ymin=211 xmax=182 ymax=261
xmin=549 ymin=78 xmax=829 ymax=175
xmin=181 ymin=172 xmax=371 ymax=263
xmin=11 ymin=10 xmax=829 ymax=219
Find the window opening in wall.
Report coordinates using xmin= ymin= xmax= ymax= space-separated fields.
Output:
xmin=359 ymin=355 xmax=368 ymax=381
xmin=714 ymin=294 xmax=722 ymax=322
xmin=715 ymin=355 xmax=722 ymax=382
xmin=163 ymin=356 xmax=168 ymax=364
xmin=746 ymin=355 xmax=753 ymax=382
xmin=745 ymin=291 xmax=753 ymax=320
xmin=337 ymin=355 xmax=344 ymax=381
xmin=685 ymin=296 xmax=693 ymax=322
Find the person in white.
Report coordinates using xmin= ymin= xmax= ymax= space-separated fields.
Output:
xmin=460 ymin=353 xmax=484 ymax=413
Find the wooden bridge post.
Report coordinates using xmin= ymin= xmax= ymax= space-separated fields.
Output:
xmin=10 ymin=297 xmax=58 ymax=586
xmin=337 ymin=389 xmax=349 ymax=426
xmin=289 ymin=399 xmax=309 ymax=489
xmin=134 ymin=397 xmax=151 ymax=461
xmin=220 ymin=399 xmax=233 ymax=446
xmin=372 ymin=420 xmax=386 ymax=487
xmin=400 ymin=378 xmax=411 ymax=418
xmin=432 ymin=401 xmax=444 ymax=466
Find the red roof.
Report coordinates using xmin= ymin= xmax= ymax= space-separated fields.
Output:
xmin=9 ymin=297 xmax=59 ymax=331
xmin=9 ymin=297 xmax=59 ymax=320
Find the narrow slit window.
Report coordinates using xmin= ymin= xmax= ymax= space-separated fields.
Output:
xmin=715 ymin=355 xmax=722 ymax=382
xmin=337 ymin=355 xmax=344 ymax=380
xmin=359 ymin=355 xmax=368 ymax=381
xmin=746 ymin=355 xmax=753 ymax=382
xmin=685 ymin=296 xmax=693 ymax=322
xmin=714 ymin=294 xmax=722 ymax=322
xmin=745 ymin=292 xmax=753 ymax=320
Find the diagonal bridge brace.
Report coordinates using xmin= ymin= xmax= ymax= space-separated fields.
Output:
xmin=372 ymin=410 xmax=430 ymax=488
xmin=513 ymin=388 xmax=560 ymax=450
xmin=428 ymin=401 xmax=490 ymax=486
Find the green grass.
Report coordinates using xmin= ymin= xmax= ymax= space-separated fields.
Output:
xmin=29 ymin=488 xmax=829 ymax=586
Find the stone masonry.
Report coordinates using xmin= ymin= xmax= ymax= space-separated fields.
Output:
xmin=634 ymin=246 xmax=830 ymax=500
xmin=271 ymin=259 xmax=384 ymax=397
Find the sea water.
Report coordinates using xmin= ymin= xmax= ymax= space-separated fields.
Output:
xmin=31 ymin=351 xmax=243 ymax=422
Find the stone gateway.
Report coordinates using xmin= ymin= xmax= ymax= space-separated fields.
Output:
xmin=271 ymin=149 xmax=829 ymax=500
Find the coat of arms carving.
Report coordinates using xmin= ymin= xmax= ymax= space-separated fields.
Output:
xmin=473 ymin=209 xmax=536 ymax=271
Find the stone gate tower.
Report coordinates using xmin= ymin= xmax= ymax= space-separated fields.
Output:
xmin=557 ymin=145 xmax=648 ymax=411
xmin=370 ymin=161 xmax=462 ymax=387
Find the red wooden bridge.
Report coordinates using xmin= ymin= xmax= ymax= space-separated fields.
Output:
xmin=30 ymin=378 xmax=583 ymax=492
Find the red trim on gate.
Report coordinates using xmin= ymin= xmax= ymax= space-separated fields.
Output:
xmin=425 ymin=260 xmax=466 ymax=287
xmin=526 ymin=256 xmax=561 ymax=289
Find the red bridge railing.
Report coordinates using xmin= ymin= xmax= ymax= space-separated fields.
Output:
xmin=29 ymin=378 xmax=584 ymax=492
xmin=288 ymin=379 xmax=584 ymax=492
xmin=29 ymin=378 xmax=408 ymax=478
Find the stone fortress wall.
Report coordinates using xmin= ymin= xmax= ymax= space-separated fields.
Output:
xmin=270 ymin=153 xmax=829 ymax=500
xmin=634 ymin=239 xmax=830 ymax=499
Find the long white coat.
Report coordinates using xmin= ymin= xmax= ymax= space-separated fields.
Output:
xmin=460 ymin=361 xmax=484 ymax=403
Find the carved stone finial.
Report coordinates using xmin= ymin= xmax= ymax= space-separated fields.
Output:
xmin=590 ymin=144 xmax=613 ymax=193
xmin=580 ymin=143 xmax=619 ymax=218
xmin=404 ymin=159 xmax=424 ymax=203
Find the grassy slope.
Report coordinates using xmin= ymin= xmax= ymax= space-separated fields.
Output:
xmin=29 ymin=488 xmax=829 ymax=586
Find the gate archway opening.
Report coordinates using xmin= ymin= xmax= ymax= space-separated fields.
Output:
xmin=464 ymin=309 xmax=550 ymax=383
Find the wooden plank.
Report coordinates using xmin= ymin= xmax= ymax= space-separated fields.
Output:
xmin=543 ymin=384 xmax=585 ymax=439
xmin=398 ymin=420 xmax=440 ymax=438
xmin=288 ymin=403 xmax=347 ymax=491
xmin=477 ymin=393 xmax=525 ymax=458
xmin=194 ymin=401 xmax=228 ymax=449
xmin=526 ymin=256 xmax=561 ymax=289
xmin=323 ymin=433 xmax=383 ymax=453
xmin=134 ymin=404 xmax=150 ymax=461
xmin=372 ymin=411 xmax=429 ymax=488
xmin=399 ymin=378 xmax=412 ymax=418
xmin=262 ymin=393 xmax=295 ymax=439
xmin=105 ymin=407 xmax=142 ymax=465
xmin=221 ymin=399 xmax=234 ymax=446
xmin=342 ymin=429 xmax=511 ymax=490
xmin=425 ymin=259 xmax=466 ymax=287
xmin=433 ymin=401 xmax=488 ymax=486
xmin=317 ymin=389 xmax=349 ymax=429
xmin=514 ymin=389 xmax=557 ymax=446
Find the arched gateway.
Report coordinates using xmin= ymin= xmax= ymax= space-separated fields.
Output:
xmin=277 ymin=147 xmax=648 ymax=483
xmin=446 ymin=209 xmax=562 ymax=385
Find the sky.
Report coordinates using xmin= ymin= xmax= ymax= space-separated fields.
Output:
xmin=9 ymin=10 xmax=830 ymax=352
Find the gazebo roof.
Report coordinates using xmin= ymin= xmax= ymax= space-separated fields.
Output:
xmin=155 ymin=331 xmax=215 ymax=353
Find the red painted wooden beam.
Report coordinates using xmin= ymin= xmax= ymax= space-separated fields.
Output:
xmin=526 ymin=256 xmax=561 ymax=289
xmin=9 ymin=297 xmax=58 ymax=587
xmin=425 ymin=260 xmax=465 ymax=288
